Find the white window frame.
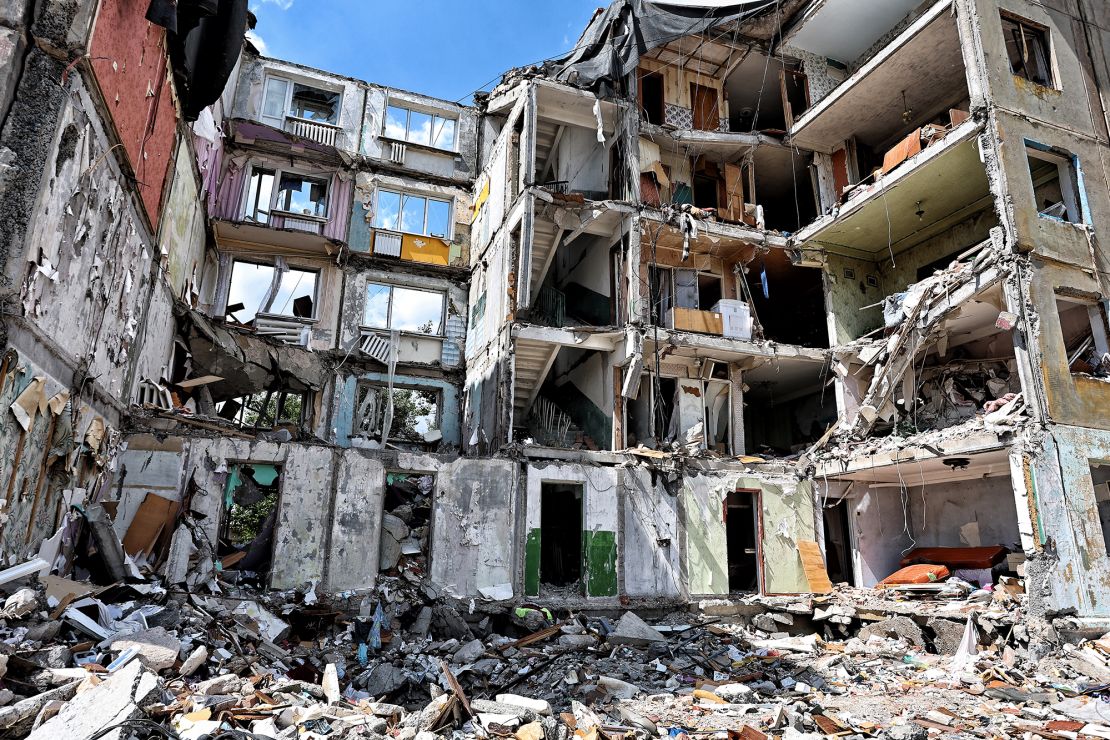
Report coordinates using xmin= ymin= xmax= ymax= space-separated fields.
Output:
xmin=226 ymin=257 xmax=320 ymax=321
xmin=242 ymin=163 xmax=331 ymax=224
xmin=362 ymin=281 xmax=447 ymax=337
xmin=260 ymin=72 xmax=342 ymax=128
xmin=383 ymin=102 xmax=458 ymax=152
xmin=1026 ymin=142 xmax=1086 ymax=225
xmin=374 ymin=188 xmax=454 ymax=239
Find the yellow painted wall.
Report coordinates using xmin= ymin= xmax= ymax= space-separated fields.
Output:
xmin=370 ymin=230 xmax=452 ymax=266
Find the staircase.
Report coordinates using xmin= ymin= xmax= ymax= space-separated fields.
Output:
xmin=513 ymin=337 xmax=560 ymax=421
xmin=527 ymin=396 xmax=580 ymax=448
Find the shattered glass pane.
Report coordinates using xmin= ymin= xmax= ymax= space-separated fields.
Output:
xmin=276 ymin=173 xmax=328 ymax=216
xmin=290 ymin=83 xmax=339 ymax=123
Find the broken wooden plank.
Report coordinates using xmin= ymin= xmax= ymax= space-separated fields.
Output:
xmin=797 ymin=540 xmax=834 ymax=594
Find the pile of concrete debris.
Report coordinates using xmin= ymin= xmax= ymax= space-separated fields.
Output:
xmin=0 ymin=549 xmax=1108 ymax=740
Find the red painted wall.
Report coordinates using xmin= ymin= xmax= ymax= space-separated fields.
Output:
xmin=89 ymin=0 xmax=178 ymax=231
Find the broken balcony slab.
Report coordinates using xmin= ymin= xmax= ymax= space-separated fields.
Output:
xmin=814 ymin=423 xmax=1015 ymax=479
xmin=788 ymin=0 xmax=962 ymax=153
xmin=212 ymin=218 xmax=346 ymax=259
xmin=228 ymin=118 xmax=342 ymax=162
xmin=177 ymin=307 xmax=330 ymax=398
xmin=795 ymin=119 xmax=987 ymax=259
xmin=643 ymin=327 xmax=827 ymax=365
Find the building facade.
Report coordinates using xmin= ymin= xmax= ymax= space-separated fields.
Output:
xmin=2 ymin=0 xmax=1110 ymax=622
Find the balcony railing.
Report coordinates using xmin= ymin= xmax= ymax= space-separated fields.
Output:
xmin=535 ymin=284 xmax=566 ymax=328
xmin=270 ymin=210 xmax=327 ymax=235
xmin=284 ymin=115 xmax=341 ymax=147
xmin=254 ymin=313 xmax=315 ymax=346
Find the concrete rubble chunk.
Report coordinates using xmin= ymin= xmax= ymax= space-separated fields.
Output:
xmin=859 ymin=617 xmax=926 ymax=649
xmin=107 ymin=626 xmax=180 ymax=673
xmin=608 ymin=611 xmax=666 ymax=646
xmin=179 ymin=645 xmax=207 ymax=676
xmin=26 ymin=661 xmax=158 ymax=740
xmin=495 ymin=694 xmax=552 ymax=716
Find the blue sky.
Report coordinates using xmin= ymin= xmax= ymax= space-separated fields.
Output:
xmin=248 ymin=0 xmax=603 ymax=103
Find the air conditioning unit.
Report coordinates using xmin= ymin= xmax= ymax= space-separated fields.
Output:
xmin=389 ymin=141 xmax=406 ymax=165
xmin=374 ymin=230 xmax=402 ymax=257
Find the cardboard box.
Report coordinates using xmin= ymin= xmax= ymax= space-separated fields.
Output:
xmin=671 ymin=307 xmax=722 ymax=335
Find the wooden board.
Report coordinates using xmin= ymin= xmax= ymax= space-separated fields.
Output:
xmin=122 ymin=493 xmax=180 ymax=556
xmin=797 ymin=540 xmax=834 ymax=594
xmin=671 ymin=307 xmax=723 ymax=335
xmin=881 ymin=128 xmax=922 ymax=174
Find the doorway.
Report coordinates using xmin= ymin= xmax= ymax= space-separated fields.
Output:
xmin=220 ymin=463 xmax=281 ymax=583
xmin=639 ymin=70 xmax=665 ymax=125
xmin=725 ymin=490 xmax=760 ymax=593
xmin=540 ymin=483 xmax=583 ymax=590
xmin=691 ymin=83 xmax=720 ymax=131
xmin=822 ymin=499 xmax=855 ymax=586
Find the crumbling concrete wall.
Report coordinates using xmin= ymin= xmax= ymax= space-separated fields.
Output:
xmin=331 ymin=371 xmax=462 ymax=450
xmin=429 ymin=457 xmax=518 ymax=598
xmin=622 ymin=467 xmax=683 ymax=599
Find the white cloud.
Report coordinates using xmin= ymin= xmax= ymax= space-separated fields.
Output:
xmin=245 ymin=29 xmax=268 ymax=55
xmin=255 ymin=0 xmax=294 ymax=9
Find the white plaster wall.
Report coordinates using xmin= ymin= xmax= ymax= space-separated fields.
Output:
xmin=325 ymin=452 xmax=385 ymax=592
xmin=429 ymin=458 xmax=518 ymax=597
xmin=849 ymin=488 xmax=916 ymax=587
xmin=623 ymin=468 xmax=683 ymax=598
xmin=524 ymin=463 xmax=620 ymax=537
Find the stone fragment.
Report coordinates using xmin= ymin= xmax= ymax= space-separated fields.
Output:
xmin=26 ymin=661 xmax=159 ymax=740
xmin=496 ymin=694 xmax=551 ymax=716
xmin=179 ymin=646 xmax=207 ymax=676
xmin=927 ymin=617 xmax=967 ymax=655
xmin=453 ymin=638 xmax=485 ymax=664
xmin=107 ymin=627 xmax=180 ymax=673
xmin=858 ymin=616 xmax=925 ymax=648
xmin=608 ymin=612 xmax=665 ymax=646
xmin=379 ymin=514 xmax=410 ymax=570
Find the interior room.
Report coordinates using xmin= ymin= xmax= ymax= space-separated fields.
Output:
xmin=836 ymin=452 xmax=1021 ymax=588
xmin=742 ymin=250 xmax=828 ymax=348
xmin=220 ymin=463 xmax=282 ymax=584
xmin=725 ymin=52 xmax=810 ymax=133
xmin=743 ymin=359 xmax=834 ymax=455
xmin=539 ymin=482 xmax=584 ymax=593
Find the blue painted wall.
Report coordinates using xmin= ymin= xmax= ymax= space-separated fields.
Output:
xmin=334 ymin=372 xmax=461 ymax=448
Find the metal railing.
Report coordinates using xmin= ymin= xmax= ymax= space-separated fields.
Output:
xmin=284 ymin=115 xmax=341 ymax=147
xmin=529 ymin=397 xmax=574 ymax=448
xmin=535 ymin=284 xmax=566 ymax=328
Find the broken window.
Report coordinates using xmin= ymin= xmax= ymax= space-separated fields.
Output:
xmin=217 ymin=389 xmax=309 ymax=429
xmin=363 ymin=282 xmax=445 ymax=335
xmin=1090 ymin=463 xmax=1110 ymax=557
xmin=704 ymin=380 xmax=730 ymax=453
xmin=1003 ymin=13 xmax=1053 ymax=88
xmin=245 ymin=167 xmax=276 ymax=224
xmin=276 ymin=173 xmax=328 ymax=217
xmin=227 ymin=260 xmax=317 ymax=323
xmin=243 ymin=166 xmax=328 ymax=222
xmin=384 ymin=104 xmax=457 ymax=150
xmin=540 ymin=482 xmax=584 ymax=590
xmin=352 ymin=384 xmax=441 ymax=446
xmin=743 ymin=252 xmax=829 ymax=348
xmin=1026 ymin=143 xmax=1084 ymax=224
xmin=1057 ymin=293 xmax=1110 ymax=377
xmin=823 ymin=499 xmax=855 ymax=586
xmin=374 ymin=189 xmax=452 ymax=238
xmin=261 ymin=76 xmax=340 ymax=126
xmin=220 ymin=463 xmax=281 ymax=581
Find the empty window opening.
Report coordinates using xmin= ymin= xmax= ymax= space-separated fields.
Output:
xmin=384 ymin=104 xmax=457 ymax=150
xmin=745 ymin=383 xmax=836 ymax=456
xmin=726 ymin=490 xmax=759 ymax=593
xmin=227 ymin=259 xmax=317 ymax=324
xmin=752 ymin=148 xmax=819 ymax=233
xmin=743 ymin=252 xmax=828 ymax=348
xmin=363 ymin=282 xmax=446 ymax=335
xmin=380 ymin=473 xmax=434 ymax=574
xmin=540 ymin=483 xmax=583 ymax=589
xmin=780 ymin=68 xmax=810 ymax=129
xmin=1057 ymin=294 xmax=1110 ymax=377
xmin=625 ymin=374 xmax=730 ymax=452
xmin=244 ymin=166 xmax=329 ymax=224
xmin=220 ymin=463 xmax=281 ymax=582
xmin=698 ymin=274 xmax=723 ymax=310
xmin=353 ymin=384 xmax=441 ymax=448
xmin=1026 ymin=143 xmax=1084 ymax=224
xmin=1003 ymin=13 xmax=1053 ymax=88
xmin=374 ymin=189 xmax=452 ymax=238
xmin=218 ymin=389 xmax=309 ymax=430
xmin=823 ymin=500 xmax=855 ymax=586
xmin=1090 ymin=463 xmax=1110 ymax=558
xmin=638 ymin=70 xmax=665 ymax=126
xmin=704 ymin=379 xmax=731 ymax=453
xmin=262 ymin=76 xmax=340 ymax=127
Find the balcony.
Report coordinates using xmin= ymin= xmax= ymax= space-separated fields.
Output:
xmin=270 ymin=210 xmax=328 ymax=235
xmin=284 ymin=115 xmax=342 ymax=148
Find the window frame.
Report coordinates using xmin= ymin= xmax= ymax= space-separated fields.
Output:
xmin=227 ymin=257 xmax=320 ymax=321
xmin=219 ymin=388 xmax=311 ymax=430
xmin=362 ymin=281 xmax=447 ymax=337
xmin=260 ymin=72 xmax=343 ymax=127
xmin=1025 ymin=140 xmax=1086 ymax=225
xmin=242 ymin=163 xmax=331 ymax=224
xmin=373 ymin=187 xmax=454 ymax=239
xmin=382 ymin=102 xmax=459 ymax=153
xmin=1001 ymin=12 xmax=1056 ymax=90
xmin=352 ymin=382 xmax=443 ymax=443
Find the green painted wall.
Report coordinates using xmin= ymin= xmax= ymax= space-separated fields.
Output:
xmin=524 ymin=528 xmax=541 ymax=596
xmin=584 ymin=530 xmax=617 ymax=597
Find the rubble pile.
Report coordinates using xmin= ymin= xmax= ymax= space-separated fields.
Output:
xmin=0 ymin=536 xmax=1109 ymax=740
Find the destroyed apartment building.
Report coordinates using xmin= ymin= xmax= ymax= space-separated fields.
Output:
xmin=2 ymin=0 xmax=1110 ymax=679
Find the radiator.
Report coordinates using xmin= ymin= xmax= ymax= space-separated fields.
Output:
xmin=374 ymin=230 xmax=403 ymax=257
